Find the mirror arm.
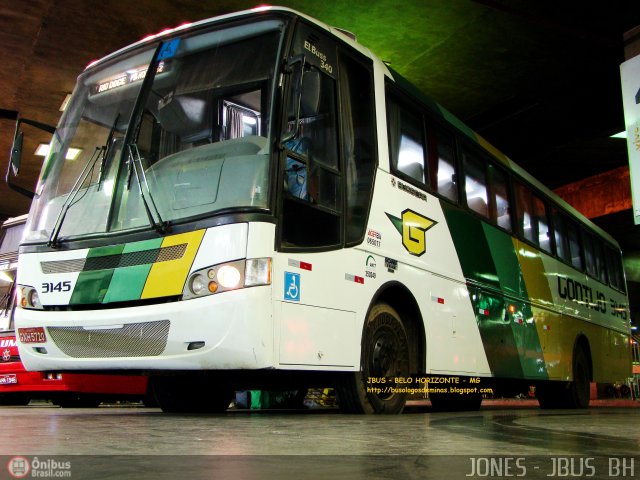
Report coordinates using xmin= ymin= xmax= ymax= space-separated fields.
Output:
xmin=5 ymin=170 xmax=35 ymax=199
xmin=19 ymin=118 xmax=55 ymax=134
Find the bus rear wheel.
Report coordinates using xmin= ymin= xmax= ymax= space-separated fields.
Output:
xmin=537 ymin=346 xmax=590 ymax=409
xmin=151 ymin=375 xmax=233 ymax=413
xmin=336 ymin=303 xmax=410 ymax=414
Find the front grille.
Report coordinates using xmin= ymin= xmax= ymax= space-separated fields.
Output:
xmin=48 ymin=320 xmax=170 ymax=358
xmin=40 ymin=244 xmax=187 ymax=274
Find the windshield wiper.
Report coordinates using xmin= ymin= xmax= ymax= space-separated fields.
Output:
xmin=127 ymin=143 xmax=169 ymax=234
xmin=48 ymin=146 xmax=105 ymax=248
xmin=97 ymin=113 xmax=120 ymax=191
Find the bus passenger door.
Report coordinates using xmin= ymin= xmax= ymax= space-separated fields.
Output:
xmin=274 ymin=24 xmax=358 ymax=368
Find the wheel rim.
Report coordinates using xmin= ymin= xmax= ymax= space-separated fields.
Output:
xmin=367 ymin=313 xmax=405 ymax=402
xmin=371 ymin=328 xmax=397 ymax=376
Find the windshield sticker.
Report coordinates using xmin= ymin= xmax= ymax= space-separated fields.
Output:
xmin=157 ymin=38 xmax=181 ymax=60
xmin=386 ymin=209 xmax=437 ymax=257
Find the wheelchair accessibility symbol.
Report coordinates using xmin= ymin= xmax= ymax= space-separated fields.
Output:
xmin=284 ymin=272 xmax=300 ymax=302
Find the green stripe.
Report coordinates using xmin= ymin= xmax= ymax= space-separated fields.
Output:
xmin=484 ymin=226 xmax=547 ymax=377
xmin=441 ymin=202 xmax=499 ymax=289
xmin=70 ymin=244 xmax=125 ymax=305
xmin=102 ymin=238 xmax=163 ymax=303
xmin=442 ymin=202 xmax=548 ymax=379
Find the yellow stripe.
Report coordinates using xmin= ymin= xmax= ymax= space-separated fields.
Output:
xmin=141 ymin=230 xmax=205 ymax=299
xmin=514 ymin=239 xmax=553 ymax=305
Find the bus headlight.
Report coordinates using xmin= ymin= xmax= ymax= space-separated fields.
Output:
xmin=182 ymin=258 xmax=271 ymax=300
xmin=189 ymin=274 xmax=207 ymax=296
xmin=217 ymin=265 xmax=241 ymax=289
xmin=17 ymin=285 xmax=44 ymax=310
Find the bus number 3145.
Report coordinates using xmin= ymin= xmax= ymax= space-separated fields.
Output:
xmin=41 ymin=281 xmax=72 ymax=293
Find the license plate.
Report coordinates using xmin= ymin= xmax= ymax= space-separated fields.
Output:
xmin=18 ymin=327 xmax=47 ymax=344
xmin=0 ymin=374 xmax=17 ymax=385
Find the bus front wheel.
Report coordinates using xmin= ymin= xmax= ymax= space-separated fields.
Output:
xmin=336 ymin=303 xmax=410 ymax=414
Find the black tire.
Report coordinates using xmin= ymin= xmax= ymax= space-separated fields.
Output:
xmin=336 ymin=303 xmax=410 ymax=414
xmin=537 ymin=346 xmax=590 ymax=409
xmin=567 ymin=346 xmax=590 ymax=408
xmin=151 ymin=375 xmax=233 ymax=413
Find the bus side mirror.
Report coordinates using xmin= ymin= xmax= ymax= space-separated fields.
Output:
xmin=5 ymin=117 xmax=55 ymax=199
xmin=10 ymin=131 xmax=24 ymax=176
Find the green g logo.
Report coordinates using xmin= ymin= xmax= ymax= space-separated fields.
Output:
xmin=386 ymin=209 xmax=437 ymax=257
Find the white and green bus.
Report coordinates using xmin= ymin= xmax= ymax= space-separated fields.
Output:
xmin=8 ymin=6 xmax=631 ymax=413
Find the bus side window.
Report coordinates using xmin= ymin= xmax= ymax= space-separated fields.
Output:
xmin=462 ymin=150 xmax=489 ymax=218
xmin=593 ymin=237 xmax=608 ymax=284
xmin=427 ymin=127 xmax=457 ymax=203
xmin=489 ymin=164 xmax=511 ymax=231
xmin=584 ymin=233 xmax=608 ymax=284
xmin=605 ymin=247 xmax=624 ymax=291
xmin=583 ymin=232 xmax=597 ymax=278
xmin=533 ymin=194 xmax=551 ymax=253
xmin=387 ymin=95 xmax=426 ymax=184
xmin=566 ymin=219 xmax=583 ymax=271
xmin=552 ymin=208 xmax=570 ymax=263
xmin=514 ymin=181 xmax=536 ymax=245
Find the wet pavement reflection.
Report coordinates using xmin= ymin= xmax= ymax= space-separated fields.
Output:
xmin=0 ymin=404 xmax=637 ymax=456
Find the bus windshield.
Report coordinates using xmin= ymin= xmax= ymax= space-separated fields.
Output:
xmin=24 ymin=18 xmax=284 ymax=244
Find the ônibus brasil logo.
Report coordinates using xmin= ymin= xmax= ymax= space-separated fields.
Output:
xmin=7 ymin=456 xmax=72 ymax=478
xmin=7 ymin=456 xmax=30 ymax=478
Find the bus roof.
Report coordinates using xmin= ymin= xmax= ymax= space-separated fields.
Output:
xmin=83 ymin=6 xmax=618 ymax=248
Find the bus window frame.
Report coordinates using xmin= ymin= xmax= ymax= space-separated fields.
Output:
xmin=276 ymin=19 xmax=344 ymax=253
xmin=337 ymin=48 xmax=378 ymax=248
xmin=460 ymin=145 xmax=491 ymax=220
xmin=385 ymin=86 xmax=429 ymax=190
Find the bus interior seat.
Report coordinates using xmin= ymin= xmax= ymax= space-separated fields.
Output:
xmin=497 ymin=213 xmax=511 ymax=230
xmin=437 ymin=181 xmax=457 ymax=201
xmin=157 ymin=94 xmax=209 ymax=140
xmin=401 ymin=163 xmax=424 ymax=183
xmin=467 ymin=196 xmax=488 ymax=217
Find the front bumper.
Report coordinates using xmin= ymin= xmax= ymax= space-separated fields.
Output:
xmin=15 ymin=285 xmax=273 ymax=372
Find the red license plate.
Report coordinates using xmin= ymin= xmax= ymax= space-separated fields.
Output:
xmin=18 ymin=327 xmax=47 ymax=344
xmin=0 ymin=374 xmax=17 ymax=385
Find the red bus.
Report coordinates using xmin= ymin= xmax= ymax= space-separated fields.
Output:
xmin=0 ymin=216 xmax=152 ymax=407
